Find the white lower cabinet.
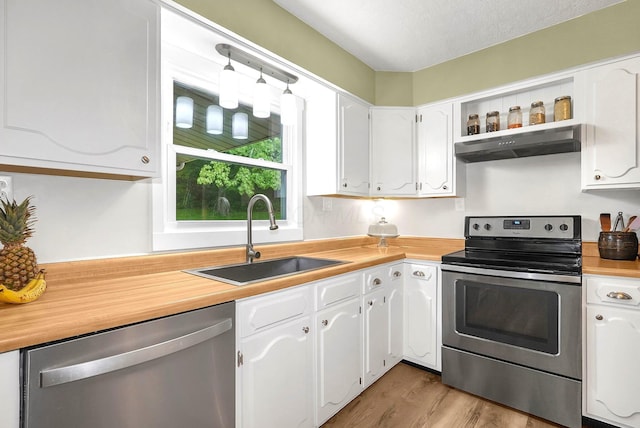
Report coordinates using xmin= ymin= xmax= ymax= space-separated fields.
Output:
xmin=0 ymin=350 xmax=19 ymax=428
xmin=237 ymin=286 xmax=315 ymax=428
xmin=315 ymin=298 xmax=362 ymax=425
xmin=584 ymin=275 xmax=640 ymax=428
xmin=403 ymin=262 xmax=440 ymax=370
xmin=362 ymin=264 xmax=404 ymax=388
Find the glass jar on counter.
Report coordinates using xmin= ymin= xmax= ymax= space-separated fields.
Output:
xmin=507 ymin=106 xmax=522 ymax=129
xmin=467 ymin=114 xmax=480 ymax=135
xmin=554 ymin=96 xmax=572 ymax=121
xmin=486 ymin=111 xmax=500 ymax=132
xmin=529 ymin=101 xmax=546 ymax=125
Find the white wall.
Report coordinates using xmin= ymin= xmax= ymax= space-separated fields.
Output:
xmin=4 ymin=152 xmax=640 ymax=263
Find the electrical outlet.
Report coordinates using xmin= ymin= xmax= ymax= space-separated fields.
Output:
xmin=0 ymin=176 xmax=13 ymax=201
xmin=322 ymin=197 xmax=333 ymax=212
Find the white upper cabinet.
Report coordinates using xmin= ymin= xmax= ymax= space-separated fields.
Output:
xmin=306 ymin=91 xmax=370 ymax=196
xmin=0 ymin=0 xmax=159 ymax=178
xmin=370 ymin=107 xmax=417 ymax=196
xmin=338 ymin=94 xmax=370 ymax=196
xmin=417 ymin=102 xmax=461 ymax=197
xmin=581 ymin=56 xmax=640 ymax=190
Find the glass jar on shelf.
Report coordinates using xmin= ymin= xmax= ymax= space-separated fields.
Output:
xmin=467 ymin=114 xmax=480 ymax=135
xmin=554 ymin=96 xmax=572 ymax=121
xmin=486 ymin=111 xmax=500 ymax=132
xmin=507 ymin=106 xmax=522 ymax=129
xmin=529 ymin=101 xmax=546 ymax=125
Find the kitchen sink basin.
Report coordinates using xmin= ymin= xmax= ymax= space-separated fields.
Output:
xmin=185 ymin=256 xmax=347 ymax=286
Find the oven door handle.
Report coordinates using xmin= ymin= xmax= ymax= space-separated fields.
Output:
xmin=440 ymin=263 xmax=581 ymax=284
xmin=39 ymin=318 xmax=232 ymax=388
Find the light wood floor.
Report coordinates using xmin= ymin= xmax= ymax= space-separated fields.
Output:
xmin=322 ymin=362 xmax=575 ymax=428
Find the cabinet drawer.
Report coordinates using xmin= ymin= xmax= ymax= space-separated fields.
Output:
xmin=406 ymin=263 xmax=437 ymax=283
xmin=237 ymin=286 xmax=313 ymax=338
xmin=363 ymin=266 xmax=388 ymax=294
xmin=315 ymin=273 xmax=361 ymax=310
xmin=586 ymin=275 xmax=640 ymax=308
xmin=388 ymin=264 xmax=404 ymax=283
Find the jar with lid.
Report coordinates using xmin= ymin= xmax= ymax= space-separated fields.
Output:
xmin=529 ymin=101 xmax=546 ymax=125
xmin=467 ymin=114 xmax=480 ymax=135
xmin=507 ymin=106 xmax=522 ymax=129
xmin=486 ymin=111 xmax=500 ymax=132
xmin=554 ymin=96 xmax=572 ymax=121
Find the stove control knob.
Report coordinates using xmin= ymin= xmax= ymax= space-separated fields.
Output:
xmin=544 ymin=224 xmax=553 ymax=231
xmin=559 ymin=223 xmax=569 ymax=231
xmin=472 ymin=223 xmax=480 ymax=231
xmin=484 ymin=223 xmax=491 ymax=231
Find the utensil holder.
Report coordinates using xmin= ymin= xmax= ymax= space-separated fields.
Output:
xmin=598 ymin=231 xmax=639 ymax=260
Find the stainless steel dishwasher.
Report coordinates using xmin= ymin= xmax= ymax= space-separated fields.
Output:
xmin=22 ymin=301 xmax=235 ymax=428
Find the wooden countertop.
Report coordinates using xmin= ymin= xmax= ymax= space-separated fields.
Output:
xmin=2 ymin=237 xmax=639 ymax=354
xmin=0 ymin=236 xmax=463 ymax=353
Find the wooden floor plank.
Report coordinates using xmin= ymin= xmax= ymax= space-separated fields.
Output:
xmin=323 ymin=362 xmax=573 ymax=428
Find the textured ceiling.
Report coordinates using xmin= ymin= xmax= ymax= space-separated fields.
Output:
xmin=273 ymin=0 xmax=623 ymax=72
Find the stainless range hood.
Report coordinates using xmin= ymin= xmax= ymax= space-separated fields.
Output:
xmin=455 ymin=124 xmax=581 ymax=163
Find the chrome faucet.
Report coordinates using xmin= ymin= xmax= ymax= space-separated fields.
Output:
xmin=246 ymin=194 xmax=279 ymax=263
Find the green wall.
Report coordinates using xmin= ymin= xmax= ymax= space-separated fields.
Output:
xmin=176 ymin=0 xmax=640 ymax=107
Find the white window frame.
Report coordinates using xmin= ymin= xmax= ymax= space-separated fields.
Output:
xmin=152 ymin=40 xmax=303 ymax=252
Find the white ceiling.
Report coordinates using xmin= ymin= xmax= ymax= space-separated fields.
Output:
xmin=273 ymin=0 xmax=623 ymax=72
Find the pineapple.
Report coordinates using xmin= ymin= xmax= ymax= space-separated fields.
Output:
xmin=0 ymin=196 xmax=39 ymax=291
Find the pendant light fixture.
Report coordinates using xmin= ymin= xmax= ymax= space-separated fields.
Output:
xmin=175 ymin=96 xmax=194 ymax=128
xmin=219 ymin=52 xmax=238 ymax=109
xmin=253 ymin=68 xmax=270 ymax=118
xmin=232 ymin=112 xmax=249 ymax=139
xmin=206 ymin=105 xmax=223 ymax=134
xmin=280 ymin=81 xmax=297 ymax=126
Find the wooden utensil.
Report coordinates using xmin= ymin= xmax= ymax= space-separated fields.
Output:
xmin=600 ymin=213 xmax=611 ymax=232
xmin=624 ymin=216 xmax=640 ymax=232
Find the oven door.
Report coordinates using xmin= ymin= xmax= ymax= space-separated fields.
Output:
xmin=442 ymin=266 xmax=581 ymax=380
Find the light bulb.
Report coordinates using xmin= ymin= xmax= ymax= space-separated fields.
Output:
xmin=280 ymin=83 xmax=297 ymax=126
xmin=232 ymin=112 xmax=248 ymax=139
xmin=219 ymin=55 xmax=238 ymax=109
xmin=253 ymin=72 xmax=270 ymax=118
xmin=175 ymin=96 xmax=194 ymax=129
xmin=206 ymin=105 xmax=223 ymax=134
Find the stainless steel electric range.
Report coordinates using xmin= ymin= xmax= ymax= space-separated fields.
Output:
xmin=441 ymin=215 xmax=582 ymax=428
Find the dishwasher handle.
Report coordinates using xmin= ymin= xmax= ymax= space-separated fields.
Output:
xmin=40 ymin=317 xmax=232 ymax=388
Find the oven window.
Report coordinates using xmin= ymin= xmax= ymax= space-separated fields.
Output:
xmin=455 ymin=280 xmax=559 ymax=354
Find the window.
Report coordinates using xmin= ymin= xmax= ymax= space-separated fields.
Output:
xmin=153 ymin=30 xmax=303 ymax=251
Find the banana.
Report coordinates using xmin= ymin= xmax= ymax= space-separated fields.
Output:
xmin=0 ymin=270 xmax=46 ymax=304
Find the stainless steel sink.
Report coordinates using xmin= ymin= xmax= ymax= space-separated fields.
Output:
xmin=185 ymin=256 xmax=347 ymax=286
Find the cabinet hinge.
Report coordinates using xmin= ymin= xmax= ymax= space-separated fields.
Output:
xmin=237 ymin=351 xmax=243 ymax=367
xmin=359 ymin=377 xmax=362 ymax=385
xmin=383 ymin=359 xmax=386 ymax=367
xmin=359 ymin=306 xmax=362 ymax=314
xmin=383 ymin=296 xmax=386 ymax=303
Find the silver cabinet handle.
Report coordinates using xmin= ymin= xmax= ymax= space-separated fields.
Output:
xmin=393 ymin=271 xmax=402 ymax=278
xmin=321 ymin=320 xmax=328 ymax=327
xmin=413 ymin=270 xmax=425 ymax=277
xmin=372 ymin=278 xmax=382 ymax=286
xmin=302 ymin=326 xmax=310 ymax=334
xmin=40 ymin=318 xmax=232 ymax=388
xmin=595 ymin=174 xmax=601 ymax=180
xmin=606 ymin=291 xmax=633 ymax=300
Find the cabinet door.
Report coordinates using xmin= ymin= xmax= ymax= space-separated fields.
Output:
xmin=417 ymin=103 xmax=456 ymax=197
xmin=316 ymin=298 xmax=363 ymax=425
xmin=363 ymin=287 xmax=388 ymax=387
xmin=239 ymin=316 xmax=314 ymax=428
xmin=338 ymin=94 xmax=370 ymax=196
xmin=386 ymin=283 xmax=403 ymax=368
xmin=0 ymin=351 xmax=19 ymax=428
xmin=0 ymin=0 xmax=159 ymax=178
xmin=582 ymin=57 xmax=640 ymax=189
xmin=585 ymin=306 xmax=640 ymax=427
xmin=403 ymin=264 xmax=439 ymax=369
xmin=370 ymin=108 xmax=417 ymax=196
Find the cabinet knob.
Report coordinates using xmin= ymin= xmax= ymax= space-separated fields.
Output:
xmin=442 ymin=185 xmax=448 ymax=190
xmin=141 ymin=155 xmax=150 ymax=164
xmin=376 ymin=186 xmax=381 ymax=191
xmin=321 ymin=319 xmax=328 ymax=326
xmin=595 ymin=314 xmax=604 ymax=321
xmin=393 ymin=271 xmax=402 ymax=278
xmin=606 ymin=291 xmax=633 ymax=300
xmin=343 ymin=183 xmax=348 ymax=188
xmin=594 ymin=174 xmax=601 ymax=180
xmin=368 ymin=300 xmax=374 ymax=306
xmin=372 ymin=278 xmax=382 ymax=286
xmin=302 ymin=326 xmax=310 ymax=334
